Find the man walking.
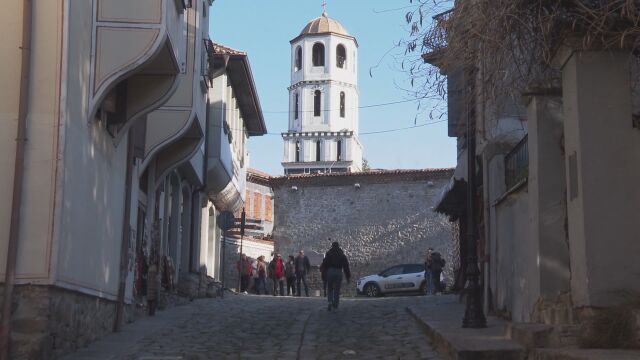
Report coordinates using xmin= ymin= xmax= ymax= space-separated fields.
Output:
xmin=321 ymin=241 xmax=350 ymax=311
xmin=294 ymin=250 xmax=311 ymax=297
xmin=424 ymin=249 xmax=434 ymax=295
xmin=430 ymin=250 xmax=445 ymax=294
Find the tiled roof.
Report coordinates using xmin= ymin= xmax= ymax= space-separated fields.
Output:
xmin=273 ymin=168 xmax=454 ymax=180
xmin=269 ymin=168 xmax=455 ymax=188
xmin=209 ymin=41 xmax=246 ymax=56
xmin=248 ymin=168 xmax=271 ymax=178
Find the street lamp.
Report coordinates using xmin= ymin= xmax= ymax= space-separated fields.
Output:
xmin=462 ymin=101 xmax=487 ymax=328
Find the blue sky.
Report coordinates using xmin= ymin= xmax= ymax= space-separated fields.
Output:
xmin=209 ymin=0 xmax=456 ymax=175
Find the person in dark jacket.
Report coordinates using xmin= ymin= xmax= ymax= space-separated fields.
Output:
xmin=321 ymin=241 xmax=351 ymax=311
xmin=285 ymin=255 xmax=296 ymax=296
xmin=294 ymin=250 xmax=311 ymax=297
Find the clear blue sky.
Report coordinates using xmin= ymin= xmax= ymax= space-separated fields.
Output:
xmin=209 ymin=0 xmax=456 ymax=175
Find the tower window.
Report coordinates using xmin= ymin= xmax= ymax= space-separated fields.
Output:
xmin=336 ymin=44 xmax=346 ymax=68
xmin=337 ymin=139 xmax=342 ymax=161
xmin=316 ymin=140 xmax=321 ymax=161
xmin=295 ymin=46 xmax=302 ymax=71
xmin=295 ymin=93 xmax=299 ymax=119
xmin=340 ymin=92 xmax=345 ymax=118
xmin=314 ymin=90 xmax=321 ymax=117
xmin=312 ymin=43 xmax=325 ymax=67
xmin=295 ymin=140 xmax=301 ymax=162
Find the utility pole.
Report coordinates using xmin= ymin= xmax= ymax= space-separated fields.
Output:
xmin=462 ymin=91 xmax=487 ymax=329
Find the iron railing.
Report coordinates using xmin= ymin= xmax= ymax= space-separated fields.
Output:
xmin=505 ymin=135 xmax=528 ymax=190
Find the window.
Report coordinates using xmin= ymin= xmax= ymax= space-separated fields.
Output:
xmin=316 ymin=140 xmax=321 ymax=161
xmin=295 ymin=46 xmax=302 ymax=71
xmin=380 ymin=266 xmax=403 ymax=277
xmin=504 ymin=135 xmax=529 ymax=191
xmin=295 ymin=140 xmax=301 ymax=162
xmin=295 ymin=93 xmax=299 ymax=119
xmin=312 ymin=43 xmax=325 ymax=66
xmin=337 ymin=139 xmax=342 ymax=161
xmin=314 ymin=90 xmax=321 ymax=117
xmin=403 ymin=264 xmax=425 ymax=274
xmin=336 ymin=44 xmax=346 ymax=68
xmin=340 ymin=92 xmax=345 ymax=118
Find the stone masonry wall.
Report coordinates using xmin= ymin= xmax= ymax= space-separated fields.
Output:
xmin=0 ymin=284 xmax=134 ymax=360
xmin=272 ymin=170 xmax=455 ymax=297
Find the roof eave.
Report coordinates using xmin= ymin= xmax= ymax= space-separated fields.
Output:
xmin=223 ymin=54 xmax=267 ymax=137
xmin=289 ymin=32 xmax=358 ymax=47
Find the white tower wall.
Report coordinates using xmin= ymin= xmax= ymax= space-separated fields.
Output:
xmin=282 ymin=12 xmax=364 ymax=175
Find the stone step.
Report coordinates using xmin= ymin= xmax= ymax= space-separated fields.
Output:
xmin=507 ymin=323 xmax=581 ymax=349
xmin=407 ymin=299 xmax=526 ymax=360
xmin=530 ymin=348 xmax=640 ymax=360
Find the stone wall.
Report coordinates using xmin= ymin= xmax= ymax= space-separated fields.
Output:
xmin=271 ymin=169 xmax=455 ymax=297
xmin=222 ymin=237 xmax=274 ymax=292
xmin=1 ymin=284 xmax=133 ymax=360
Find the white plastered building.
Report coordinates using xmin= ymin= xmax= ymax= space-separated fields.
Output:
xmin=282 ymin=11 xmax=363 ymax=175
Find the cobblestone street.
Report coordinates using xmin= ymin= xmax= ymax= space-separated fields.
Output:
xmin=62 ymin=294 xmax=442 ymax=360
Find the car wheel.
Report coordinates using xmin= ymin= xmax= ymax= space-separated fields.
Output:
xmin=364 ymin=283 xmax=381 ymax=297
xmin=419 ymin=281 xmax=426 ymax=296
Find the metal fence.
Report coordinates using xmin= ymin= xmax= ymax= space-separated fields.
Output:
xmin=505 ymin=135 xmax=528 ymax=190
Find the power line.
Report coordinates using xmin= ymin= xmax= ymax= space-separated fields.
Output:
xmin=215 ymin=118 xmax=448 ymax=137
xmin=210 ymin=97 xmax=431 ymax=115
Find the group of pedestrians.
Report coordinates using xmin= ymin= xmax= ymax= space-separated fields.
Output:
xmin=235 ymin=240 xmax=352 ymax=312
xmin=236 ymin=250 xmax=313 ymax=297
xmin=424 ymin=247 xmax=445 ymax=295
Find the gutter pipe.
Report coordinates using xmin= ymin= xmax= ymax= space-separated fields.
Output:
xmin=1 ymin=1 xmax=34 ymax=358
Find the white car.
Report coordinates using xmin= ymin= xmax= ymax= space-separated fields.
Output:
xmin=356 ymin=264 xmax=426 ymax=297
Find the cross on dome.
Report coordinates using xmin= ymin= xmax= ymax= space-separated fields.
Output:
xmin=322 ymin=1 xmax=327 ymax=17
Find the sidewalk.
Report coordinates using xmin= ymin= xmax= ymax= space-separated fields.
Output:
xmin=406 ymin=295 xmax=640 ymax=360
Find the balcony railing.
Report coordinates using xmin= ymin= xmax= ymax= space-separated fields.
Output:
xmin=505 ymin=135 xmax=528 ymax=190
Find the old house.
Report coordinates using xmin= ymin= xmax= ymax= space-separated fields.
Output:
xmin=200 ymin=45 xmax=268 ymax=287
xmin=425 ymin=0 xmax=640 ymax=342
xmin=0 ymin=1 xmax=267 ymax=358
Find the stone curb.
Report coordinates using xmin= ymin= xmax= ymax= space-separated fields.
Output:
xmin=406 ymin=305 xmax=525 ymax=360
xmin=530 ymin=348 xmax=640 ymax=360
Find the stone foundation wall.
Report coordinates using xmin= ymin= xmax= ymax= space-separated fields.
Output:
xmin=272 ymin=170 xmax=455 ymax=297
xmin=0 ymin=284 xmax=133 ymax=360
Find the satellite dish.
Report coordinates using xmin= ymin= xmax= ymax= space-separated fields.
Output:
xmin=217 ymin=211 xmax=235 ymax=231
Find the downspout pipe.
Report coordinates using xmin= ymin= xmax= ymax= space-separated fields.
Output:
xmin=1 ymin=1 xmax=33 ymax=358
xmin=189 ymin=97 xmax=211 ymax=273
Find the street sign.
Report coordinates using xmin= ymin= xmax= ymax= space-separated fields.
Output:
xmin=217 ymin=211 xmax=235 ymax=231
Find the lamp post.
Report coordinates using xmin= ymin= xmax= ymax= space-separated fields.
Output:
xmin=462 ymin=100 xmax=487 ymax=328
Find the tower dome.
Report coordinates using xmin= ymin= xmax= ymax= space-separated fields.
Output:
xmin=299 ymin=11 xmax=350 ymax=37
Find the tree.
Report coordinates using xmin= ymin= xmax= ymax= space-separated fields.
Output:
xmin=362 ymin=158 xmax=371 ymax=172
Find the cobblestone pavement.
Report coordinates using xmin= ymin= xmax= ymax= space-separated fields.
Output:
xmin=62 ymin=294 xmax=443 ymax=360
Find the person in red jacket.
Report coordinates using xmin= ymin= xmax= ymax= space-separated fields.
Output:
xmin=236 ymin=254 xmax=252 ymax=294
xmin=272 ymin=254 xmax=286 ymax=296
